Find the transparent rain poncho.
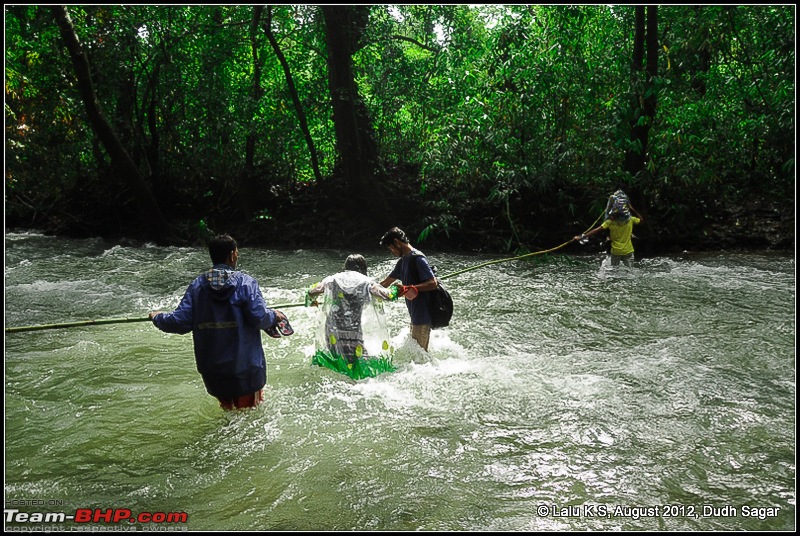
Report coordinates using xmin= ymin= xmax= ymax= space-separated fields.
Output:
xmin=307 ymin=271 xmax=399 ymax=380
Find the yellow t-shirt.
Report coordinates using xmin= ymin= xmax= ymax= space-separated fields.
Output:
xmin=601 ymin=217 xmax=640 ymax=256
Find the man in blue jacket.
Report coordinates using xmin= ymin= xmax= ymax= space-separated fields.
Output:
xmin=149 ymin=234 xmax=288 ymax=410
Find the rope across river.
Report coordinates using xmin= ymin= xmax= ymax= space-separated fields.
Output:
xmin=6 ymin=215 xmax=602 ymax=334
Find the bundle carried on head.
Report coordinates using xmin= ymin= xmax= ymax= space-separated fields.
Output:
xmin=605 ymin=189 xmax=631 ymax=222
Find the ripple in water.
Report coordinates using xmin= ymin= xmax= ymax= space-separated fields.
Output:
xmin=4 ymin=235 xmax=795 ymax=531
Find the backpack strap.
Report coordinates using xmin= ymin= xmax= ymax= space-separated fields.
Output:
xmin=409 ymin=251 xmax=441 ymax=289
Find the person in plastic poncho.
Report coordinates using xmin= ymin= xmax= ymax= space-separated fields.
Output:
xmin=307 ymin=254 xmax=405 ymax=378
xmin=574 ymin=189 xmax=644 ymax=267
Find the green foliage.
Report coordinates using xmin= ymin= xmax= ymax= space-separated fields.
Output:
xmin=4 ymin=5 xmax=794 ymax=247
xmin=418 ymin=212 xmax=461 ymax=244
xmin=252 ymin=208 xmax=273 ymax=221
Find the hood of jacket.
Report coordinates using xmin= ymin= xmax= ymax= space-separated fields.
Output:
xmin=204 ymin=265 xmax=238 ymax=300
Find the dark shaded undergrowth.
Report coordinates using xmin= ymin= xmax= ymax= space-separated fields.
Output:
xmin=5 ymin=166 xmax=795 ymax=256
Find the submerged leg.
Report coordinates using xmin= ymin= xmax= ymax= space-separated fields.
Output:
xmin=410 ymin=324 xmax=431 ymax=352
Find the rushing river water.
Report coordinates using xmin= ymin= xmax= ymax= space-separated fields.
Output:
xmin=4 ymin=231 xmax=795 ymax=531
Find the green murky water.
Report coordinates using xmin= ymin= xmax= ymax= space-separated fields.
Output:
xmin=4 ymin=232 xmax=795 ymax=530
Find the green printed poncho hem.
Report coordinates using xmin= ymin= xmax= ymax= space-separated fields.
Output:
xmin=311 ymin=349 xmax=396 ymax=380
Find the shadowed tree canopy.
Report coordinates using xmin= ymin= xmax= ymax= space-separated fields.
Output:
xmin=5 ymin=5 xmax=794 ymax=252
xmin=50 ymin=5 xmax=176 ymax=243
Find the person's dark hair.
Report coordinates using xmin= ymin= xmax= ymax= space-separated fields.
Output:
xmin=344 ymin=254 xmax=368 ymax=275
xmin=380 ymin=227 xmax=408 ymax=248
xmin=208 ymin=234 xmax=237 ymax=265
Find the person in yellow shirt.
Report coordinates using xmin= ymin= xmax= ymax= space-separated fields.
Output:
xmin=574 ymin=190 xmax=643 ymax=267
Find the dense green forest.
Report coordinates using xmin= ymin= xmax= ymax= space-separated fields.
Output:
xmin=4 ymin=5 xmax=795 ymax=252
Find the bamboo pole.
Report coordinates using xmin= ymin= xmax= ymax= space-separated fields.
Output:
xmin=439 ymin=212 xmax=603 ymax=281
xmin=6 ymin=213 xmax=602 ymax=335
xmin=5 ymin=317 xmax=151 ymax=334
xmin=5 ymin=301 xmax=307 ymax=334
xmin=438 ymin=239 xmax=575 ymax=281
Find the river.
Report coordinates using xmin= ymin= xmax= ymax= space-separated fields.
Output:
xmin=4 ymin=231 xmax=795 ymax=531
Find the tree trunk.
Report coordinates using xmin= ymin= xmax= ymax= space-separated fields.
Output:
xmin=246 ymin=7 xmax=264 ymax=174
xmin=625 ymin=5 xmax=658 ymax=178
xmin=51 ymin=5 xmax=174 ymax=242
xmin=320 ymin=6 xmax=391 ymax=223
xmin=237 ymin=6 xmax=266 ymax=219
xmin=690 ymin=6 xmax=710 ymax=96
xmin=644 ymin=6 xmax=659 ymax=116
xmin=261 ymin=6 xmax=323 ymax=183
xmin=145 ymin=62 xmax=162 ymax=187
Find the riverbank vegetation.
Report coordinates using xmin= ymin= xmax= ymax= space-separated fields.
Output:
xmin=5 ymin=5 xmax=795 ymax=253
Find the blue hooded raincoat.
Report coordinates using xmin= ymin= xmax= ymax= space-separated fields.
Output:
xmin=152 ymin=265 xmax=278 ymax=399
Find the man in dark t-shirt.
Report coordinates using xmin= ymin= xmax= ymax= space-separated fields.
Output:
xmin=379 ymin=227 xmax=438 ymax=351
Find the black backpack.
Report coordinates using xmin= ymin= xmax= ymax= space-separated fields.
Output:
xmin=429 ymin=281 xmax=454 ymax=329
xmin=412 ymin=253 xmax=454 ymax=329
